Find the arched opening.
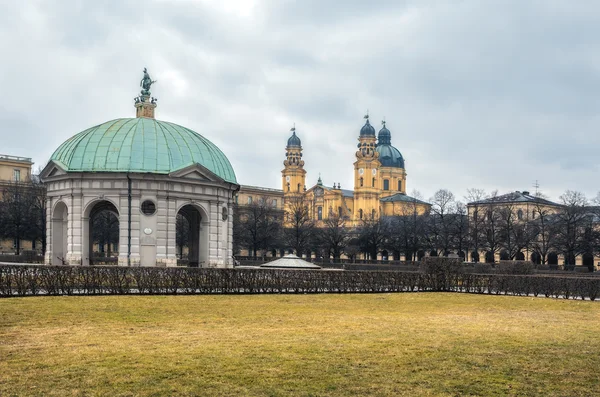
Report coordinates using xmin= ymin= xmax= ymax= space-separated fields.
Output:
xmin=176 ymin=204 xmax=208 ymax=267
xmin=582 ymin=252 xmax=594 ymax=272
xmin=417 ymin=250 xmax=425 ymax=261
xmin=381 ymin=250 xmax=389 ymax=261
xmin=429 ymin=250 xmax=438 ymax=257
xmin=499 ymin=250 xmax=509 ymax=260
xmin=485 ymin=251 xmax=495 ymax=263
xmin=548 ymin=252 xmax=559 ymax=267
xmin=458 ymin=251 xmax=465 ymax=261
xmin=531 ymin=252 xmax=541 ymax=265
xmin=87 ymin=201 xmax=119 ymax=266
xmin=471 ymin=251 xmax=480 ymax=263
xmin=515 ymin=252 xmax=525 ymax=261
xmin=51 ymin=202 xmax=68 ymax=265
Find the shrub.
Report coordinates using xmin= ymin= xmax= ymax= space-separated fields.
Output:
xmin=496 ymin=260 xmax=535 ymax=275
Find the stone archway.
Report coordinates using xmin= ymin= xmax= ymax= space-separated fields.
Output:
xmin=83 ymin=200 xmax=120 ymax=266
xmin=548 ymin=252 xmax=559 ymax=267
xmin=582 ymin=252 xmax=594 ymax=272
xmin=177 ymin=204 xmax=209 ymax=267
xmin=51 ymin=202 xmax=68 ymax=265
xmin=515 ymin=252 xmax=525 ymax=261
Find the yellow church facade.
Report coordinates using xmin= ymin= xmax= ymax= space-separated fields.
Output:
xmin=281 ymin=115 xmax=430 ymax=226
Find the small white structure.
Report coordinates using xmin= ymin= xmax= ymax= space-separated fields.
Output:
xmin=41 ymin=71 xmax=239 ymax=267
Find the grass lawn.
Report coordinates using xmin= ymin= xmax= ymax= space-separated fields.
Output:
xmin=1 ymin=293 xmax=599 ymax=397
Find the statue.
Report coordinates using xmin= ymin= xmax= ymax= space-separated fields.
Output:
xmin=140 ymin=68 xmax=156 ymax=96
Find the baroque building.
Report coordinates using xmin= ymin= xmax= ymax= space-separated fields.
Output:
xmin=281 ymin=115 xmax=429 ymax=226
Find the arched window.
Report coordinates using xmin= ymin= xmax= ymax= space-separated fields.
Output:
xmin=317 ymin=206 xmax=323 ymax=220
xmin=360 ymin=177 xmax=363 ymax=187
xmin=297 ymin=183 xmax=301 ymax=192
xmin=517 ymin=209 xmax=523 ymax=220
xmin=398 ymin=180 xmax=402 ymax=191
xmin=372 ymin=178 xmax=375 ymax=187
xmin=359 ymin=209 xmax=363 ymax=219
xmin=287 ymin=183 xmax=290 ymax=192
xmin=383 ymin=179 xmax=389 ymax=191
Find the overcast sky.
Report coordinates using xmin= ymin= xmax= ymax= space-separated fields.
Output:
xmin=1 ymin=0 xmax=599 ymax=203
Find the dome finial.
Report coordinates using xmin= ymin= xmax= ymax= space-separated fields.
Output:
xmin=382 ymin=118 xmax=386 ymax=128
xmin=291 ymin=123 xmax=296 ymax=135
xmin=317 ymin=173 xmax=323 ymax=185
xmin=134 ymin=68 xmax=158 ymax=119
xmin=364 ymin=110 xmax=369 ymax=121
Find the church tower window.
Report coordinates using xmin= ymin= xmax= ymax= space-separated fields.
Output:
xmin=372 ymin=178 xmax=375 ymax=187
xmin=398 ymin=180 xmax=402 ymax=191
xmin=371 ymin=209 xmax=376 ymax=219
xmin=359 ymin=209 xmax=363 ymax=219
xmin=383 ymin=179 xmax=389 ymax=191
xmin=318 ymin=206 xmax=323 ymax=220
xmin=360 ymin=177 xmax=363 ymax=187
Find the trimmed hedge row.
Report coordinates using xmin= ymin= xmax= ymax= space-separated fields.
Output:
xmin=1 ymin=265 xmax=600 ymax=300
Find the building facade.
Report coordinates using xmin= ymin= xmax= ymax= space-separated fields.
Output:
xmin=0 ymin=154 xmax=37 ymax=254
xmin=281 ymin=116 xmax=430 ymax=226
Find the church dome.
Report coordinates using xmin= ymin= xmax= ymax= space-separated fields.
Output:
xmin=287 ymin=130 xmax=301 ymax=148
xmin=50 ymin=117 xmax=237 ymax=183
xmin=360 ymin=118 xmax=376 ymax=137
xmin=376 ymin=124 xmax=404 ymax=168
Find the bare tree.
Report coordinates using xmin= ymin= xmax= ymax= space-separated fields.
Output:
xmin=236 ymin=196 xmax=282 ymax=258
xmin=428 ymin=189 xmax=456 ymax=256
xmin=357 ymin=217 xmax=390 ymax=260
xmin=529 ymin=194 xmax=559 ymax=265
xmin=317 ymin=211 xmax=350 ymax=260
xmin=555 ymin=190 xmax=588 ymax=267
xmin=0 ymin=181 xmax=41 ymax=255
xmin=464 ymin=188 xmax=488 ymax=262
xmin=283 ymin=195 xmax=314 ymax=257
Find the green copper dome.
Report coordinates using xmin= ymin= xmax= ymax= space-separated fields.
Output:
xmin=50 ymin=118 xmax=237 ymax=183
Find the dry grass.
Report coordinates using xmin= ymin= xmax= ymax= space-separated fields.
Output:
xmin=0 ymin=293 xmax=599 ymax=396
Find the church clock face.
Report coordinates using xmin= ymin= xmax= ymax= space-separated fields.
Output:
xmin=286 ymin=176 xmax=290 ymax=182
xmin=358 ymin=168 xmax=364 ymax=175
xmin=372 ymin=168 xmax=377 ymax=176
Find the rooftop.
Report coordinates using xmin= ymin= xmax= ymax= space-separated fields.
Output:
xmin=0 ymin=154 xmax=33 ymax=164
xmin=380 ymin=193 xmax=430 ymax=205
xmin=468 ymin=191 xmax=560 ymax=206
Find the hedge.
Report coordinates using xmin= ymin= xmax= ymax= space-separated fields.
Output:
xmin=1 ymin=264 xmax=599 ymax=300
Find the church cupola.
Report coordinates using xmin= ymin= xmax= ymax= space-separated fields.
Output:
xmin=377 ymin=120 xmax=391 ymax=145
xmin=360 ymin=114 xmax=376 ymax=137
xmin=286 ymin=127 xmax=302 ymax=148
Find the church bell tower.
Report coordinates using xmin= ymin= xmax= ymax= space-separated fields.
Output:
xmin=282 ymin=125 xmax=306 ymax=196
xmin=353 ymin=114 xmax=381 ymax=223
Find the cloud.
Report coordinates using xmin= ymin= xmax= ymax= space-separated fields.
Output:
xmin=1 ymin=0 xmax=600 ymax=202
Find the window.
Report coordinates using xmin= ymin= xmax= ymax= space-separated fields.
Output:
xmin=371 ymin=209 xmax=376 ymax=219
xmin=297 ymin=183 xmax=301 ymax=192
xmin=222 ymin=207 xmax=228 ymax=221
xmin=13 ymin=169 xmax=20 ymax=181
xmin=360 ymin=177 xmax=364 ymax=187
xmin=372 ymin=178 xmax=375 ymax=187
xmin=517 ymin=209 xmax=523 ymax=220
xmin=383 ymin=179 xmax=389 ymax=191
xmin=235 ymin=195 xmax=239 ymax=204
xmin=398 ymin=180 xmax=402 ymax=191
xmin=338 ymin=207 xmax=343 ymax=217
xmin=247 ymin=196 xmax=252 ymax=204
xmin=318 ymin=206 xmax=323 ymax=220
xmin=287 ymin=183 xmax=290 ymax=192
xmin=141 ymin=200 xmax=156 ymax=215
xmin=359 ymin=209 xmax=363 ymax=219
xmin=272 ymin=199 xmax=277 ymax=207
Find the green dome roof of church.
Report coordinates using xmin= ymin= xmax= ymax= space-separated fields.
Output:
xmin=50 ymin=117 xmax=237 ymax=183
